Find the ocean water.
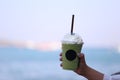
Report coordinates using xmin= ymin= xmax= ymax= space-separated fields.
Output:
xmin=0 ymin=47 xmax=120 ymax=80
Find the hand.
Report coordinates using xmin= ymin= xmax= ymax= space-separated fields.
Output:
xmin=59 ymin=53 xmax=104 ymax=80
xmin=74 ymin=53 xmax=88 ymax=76
xmin=59 ymin=53 xmax=88 ymax=76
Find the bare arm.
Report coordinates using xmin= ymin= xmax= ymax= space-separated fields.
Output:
xmin=60 ymin=53 xmax=104 ymax=80
xmin=74 ymin=53 xmax=104 ymax=80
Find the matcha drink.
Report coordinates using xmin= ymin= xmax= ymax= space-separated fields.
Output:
xmin=62 ymin=33 xmax=83 ymax=70
xmin=62 ymin=15 xmax=83 ymax=70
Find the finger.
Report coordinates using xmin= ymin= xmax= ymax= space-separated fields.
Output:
xmin=79 ymin=53 xmax=86 ymax=64
xmin=60 ymin=57 xmax=62 ymax=61
xmin=60 ymin=63 xmax=63 ymax=67
xmin=59 ymin=53 xmax=62 ymax=56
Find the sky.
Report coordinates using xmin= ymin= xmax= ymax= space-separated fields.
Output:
xmin=0 ymin=0 xmax=120 ymax=48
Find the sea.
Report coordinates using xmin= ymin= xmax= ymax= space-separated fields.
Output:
xmin=0 ymin=46 xmax=120 ymax=80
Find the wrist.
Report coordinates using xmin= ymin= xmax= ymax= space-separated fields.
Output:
xmin=82 ymin=65 xmax=90 ymax=77
xmin=80 ymin=64 xmax=89 ymax=77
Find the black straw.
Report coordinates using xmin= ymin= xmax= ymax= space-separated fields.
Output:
xmin=71 ymin=15 xmax=74 ymax=35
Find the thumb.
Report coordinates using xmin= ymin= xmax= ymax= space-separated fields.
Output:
xmin=78 ymin=53 xmax=86 ymax=64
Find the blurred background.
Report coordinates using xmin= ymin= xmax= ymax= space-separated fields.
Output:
xmin=0 ymin=0 xmax=120 ymax=80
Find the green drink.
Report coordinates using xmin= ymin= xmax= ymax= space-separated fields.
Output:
xmin=62 ymin=14 xmax=83 ymax=70
xmin=62 ymin=33 xmax=83 ymax=70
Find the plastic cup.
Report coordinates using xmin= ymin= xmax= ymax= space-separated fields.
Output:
xmin=62 ymin=33 xmax=83 ymax=70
